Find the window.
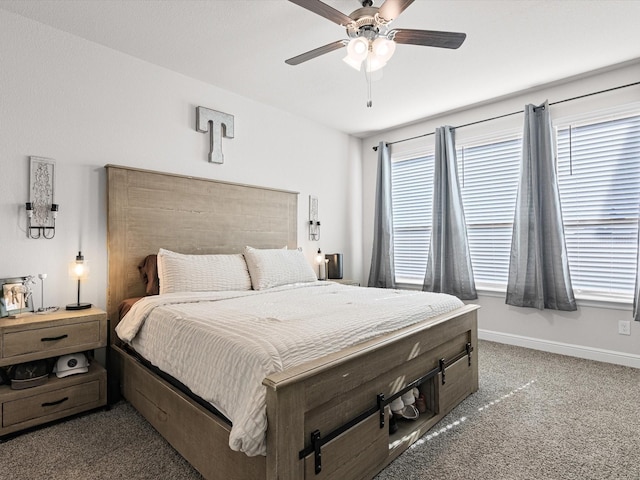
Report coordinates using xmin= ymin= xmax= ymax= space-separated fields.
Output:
xmin=460 ymin=138 xmax=521 ymax=289
xmin=557 ymin=114 xmax=640 ymax=298
xmin=390 ymin=109 xmax=640 ymax=302
xmin=391 ymin=139 xmax=521 ymax=288
xmin=391 ymin=154 xmax=434 ymax=284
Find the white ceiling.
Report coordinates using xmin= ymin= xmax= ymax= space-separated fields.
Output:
xmin=2 ymin=0 xmax=640 ymax=137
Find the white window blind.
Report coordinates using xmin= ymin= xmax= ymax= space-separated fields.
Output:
xmin=557 ymin=114 xmax=640 ymax=298
xmin=389 ymin=110 xmax=640 ymax=302
xmin=391 ymin=154 xmax=434 ymax=284
xmin=459 ymin=138 xmax=521 ymax=289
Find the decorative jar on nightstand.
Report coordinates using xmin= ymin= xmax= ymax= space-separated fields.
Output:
xmin=0 ymin=307 xmax=107 ymax=436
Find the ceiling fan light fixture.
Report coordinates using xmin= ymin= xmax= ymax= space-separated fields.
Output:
xmin=371 ymin=37 xmax=396 ymax=62
xmin=346 ymin=37 xmax=369 ymax=60
xmin=365 ymin=54 xmax=386 ymax=72
xmin=285 ymin=0 xmax=466 ymax=107
xmin=343 ymin=54 xmax=363 ymax=70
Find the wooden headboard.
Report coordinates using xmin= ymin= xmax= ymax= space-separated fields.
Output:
xmin=106 ymin=165 xmax=298 ymax=339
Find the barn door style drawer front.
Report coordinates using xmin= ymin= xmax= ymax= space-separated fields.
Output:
xmin=2 ymin=320 xmax=101 ymax=360
xmin=303 ymin=411 xmax=388 ymax=479
xmin=440 ymin=353 xmax=475 ymax=413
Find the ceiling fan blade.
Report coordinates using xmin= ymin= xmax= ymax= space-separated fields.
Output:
xmin=378 ymin=0 xmax=416 ymax=22
xmin=285 ymin=40 xmax=347 ymax=65
xmin=390 ymin=29 xmax=466 ymax=49
xmin=288 ymin=0 xmax=353 ymax=26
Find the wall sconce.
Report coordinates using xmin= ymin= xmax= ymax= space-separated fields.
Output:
xmin=66 ymin=251 xmax=91 ymax=310
xmin=27 ymin=156 xmax=57 ymax=239
xmin=26 ymin=202 xmax=58 ymax=239
xmin=309 ymin=195 xmax=321 ymax=241
xmin=309 ymin=220 xmax=321 ymax=241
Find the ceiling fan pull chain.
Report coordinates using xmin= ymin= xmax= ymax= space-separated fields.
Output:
xmin=365 ymin=63 xmax=373 ymax=108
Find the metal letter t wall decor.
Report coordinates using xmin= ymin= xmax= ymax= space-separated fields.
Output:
xmin=196 ymin=106 xmax=235 ymax=164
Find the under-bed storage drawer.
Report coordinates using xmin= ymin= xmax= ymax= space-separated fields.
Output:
xmin=303 ymin=410 xmax=388 ymax=480
xmin=117 ymin=345 xmax=266 ymax=480
xmin=440 ymin=353 xmax=475 ymax=414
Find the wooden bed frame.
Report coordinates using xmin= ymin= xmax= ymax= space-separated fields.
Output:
xmin=106 ymin=164 xmax=479 ymax=480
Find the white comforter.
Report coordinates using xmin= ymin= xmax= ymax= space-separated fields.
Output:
xmin=115 ymin=282 xmax=463 ymax=456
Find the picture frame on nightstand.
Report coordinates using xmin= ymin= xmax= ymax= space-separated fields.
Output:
xmin=0 ymin=277 xmax=35 ymax=318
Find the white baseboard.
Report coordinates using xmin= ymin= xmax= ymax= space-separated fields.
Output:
xmin=478 ymin=329 xmax=640 ymax=369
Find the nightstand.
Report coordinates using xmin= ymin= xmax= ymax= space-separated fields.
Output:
xmin=0 ymin=307 xmax=107 ymax=436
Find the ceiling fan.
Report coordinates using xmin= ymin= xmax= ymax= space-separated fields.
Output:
xmin=285 ymin=0 xmax=466 ymax=106
xmin=285 ymin=0 xmax=467 ymax=68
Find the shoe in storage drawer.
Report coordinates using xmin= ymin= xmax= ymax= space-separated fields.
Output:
xmin=2 ymin=320 xmax=101 ymax=360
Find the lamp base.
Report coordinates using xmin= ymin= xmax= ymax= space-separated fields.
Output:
xmin=66 ymin=302 xmax=91 ymax=311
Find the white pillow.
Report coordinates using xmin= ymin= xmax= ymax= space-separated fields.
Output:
xmin=157 ymin=248 xmax=252 ymax=294
xmin=243 ymin=246 xmax=317 ymax=290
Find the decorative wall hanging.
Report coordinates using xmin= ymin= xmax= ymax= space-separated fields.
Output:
xmin=196 ymin=106 xmax=235 ymax=164
xmin=27 ymin=156 xmax=58 ymax=239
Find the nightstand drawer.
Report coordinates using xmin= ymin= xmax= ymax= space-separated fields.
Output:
xmin=3 ymin=379 xmax=102 ymax=428
xmin=2 ymin=320 xmax=101 ymax=360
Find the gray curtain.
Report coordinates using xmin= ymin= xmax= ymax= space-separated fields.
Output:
xmin=506 ymin=102 xmax=576 ymax=311
xmin=368 ymin=142 xmax=396 ymax=288
xmin=423 ymin=126 xmax=477 ymax=300
xmin=634 ymin=212 xmax=640 ymax=321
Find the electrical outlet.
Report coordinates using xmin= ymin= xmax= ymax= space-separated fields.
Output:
xmin=618 ymin=320 xmax=631 ymax=336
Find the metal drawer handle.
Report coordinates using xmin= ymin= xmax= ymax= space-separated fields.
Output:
xmin=40 ymin=334 xmax=68 ymax=342
xmin=42 ymin=397 xmax=69 ymax=407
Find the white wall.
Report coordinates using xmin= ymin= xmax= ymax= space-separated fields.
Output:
xmin=2 ymin=8 xmax=637 ymax=368
xmin=362 ymin=60 xmax=640 ymax=366
xmin=0 ymin=10 xmax=362 ymax=313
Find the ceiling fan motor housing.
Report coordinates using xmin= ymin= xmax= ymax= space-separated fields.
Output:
xmin=346 ymin=7 xmax=389 ymax=39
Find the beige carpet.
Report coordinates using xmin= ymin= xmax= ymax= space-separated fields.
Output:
xmin=1 ymin=340 xmax=638 ymax=480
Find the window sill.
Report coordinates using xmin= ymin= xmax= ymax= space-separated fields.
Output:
xmin=394 ymin=282 xmax=634 ymax=311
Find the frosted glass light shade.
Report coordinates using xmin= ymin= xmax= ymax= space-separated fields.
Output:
xmin=365 ymin=55 xmax=387 ymax=72
xmin=347 ymin=37 xmax=369 ymax=60
xmin=68 ymin=252 xmax=89 ymax=279
xmin=371 ymin=37 xmax=396 ymax=62
xmin=343 ymin=54 xmax=363 ymax=70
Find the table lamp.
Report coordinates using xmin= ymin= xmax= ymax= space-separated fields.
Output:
xmin=66 ymin=251 xmax=91 ymax=310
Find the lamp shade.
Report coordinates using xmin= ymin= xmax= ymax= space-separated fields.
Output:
xmin=371 ymin=37 xmax=396 ymax=62
xmin=343 ymin=37 xmax=369 ymax=70
xmin=347 ymin=37 xmax=369 ymax=61
xmin=69 ymin=252 xmax=89 ymax=279
xmin=365 ymin=55 xmax=387 ymax=72
xmin=343 ymin=54 xmax=363 ymax=71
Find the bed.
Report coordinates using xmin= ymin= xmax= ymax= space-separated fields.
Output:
xmin=106 ymin=164 xmax=479 ymax=480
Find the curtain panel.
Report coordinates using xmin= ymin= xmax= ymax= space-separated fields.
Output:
xmin=423 ymin=126 xmax=477 ymax=300
xmin=368 ymin=142 xmax=396 ymax=288
xmin=634 ymin=211 xmax=640 ymax=321
xmin=506 ymin=102 xmax=576 ymax=311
